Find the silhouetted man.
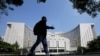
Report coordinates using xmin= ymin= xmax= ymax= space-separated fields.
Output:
xmin=28 ymin=16 xmax=54 ymax=56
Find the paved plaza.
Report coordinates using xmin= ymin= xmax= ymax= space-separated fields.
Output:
xmin=0 ymin=54 xmax=100 ymax=56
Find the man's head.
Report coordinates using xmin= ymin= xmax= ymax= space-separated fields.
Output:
xmin=41 ymin=16 xmax=47 ymax=22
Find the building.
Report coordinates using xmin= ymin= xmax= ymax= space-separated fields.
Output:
xmin=3 ymin=22 xmax=36 ymax=49
xmin=46 ymin=32 xmax=70 ymax=53
xmin=63 ymin=23 xmax=96 ymax=51
xmin=3 ymin=22 xmax=96 ymax=53
xmin=0 ymin=36 xmax=3 ymax=41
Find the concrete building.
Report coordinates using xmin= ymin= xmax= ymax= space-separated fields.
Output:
xmin=3 ymin=22 xmax=96 ymax=53
xmin=3 ymin=22 xmax=36 ymax=49
xmin=0 ymin=36 xmax=3 ymax=41
xmin=63 ymin=23 xmax=96 ymax=51
xmin=46 ymin=32 xmax=70 ymax=52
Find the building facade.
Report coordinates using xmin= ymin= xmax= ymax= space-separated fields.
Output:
xmin=63 ymin=23 xmax=96 ymax=51
xmin=0 ymin=36 xmax=3 ymax=41
xmin=3 ymin=22 xmax=96 ymax=52
xmin=3 ymin=22 xmax=36 ymax=49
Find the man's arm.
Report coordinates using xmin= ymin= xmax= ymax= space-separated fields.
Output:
xmin=46 ymin=26 xmax=55 ymax=29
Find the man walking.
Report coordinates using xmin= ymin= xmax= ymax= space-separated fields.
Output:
xmin=28 ymin=16 xmax=54 ymax=56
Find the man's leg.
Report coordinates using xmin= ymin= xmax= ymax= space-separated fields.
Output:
xmin=30 ymin=35 xmax=43 ymax=53
xmin=42 ymin=37 xmax=49 ymax=56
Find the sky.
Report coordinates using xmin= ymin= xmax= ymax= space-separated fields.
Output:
xmin=0 ymin=0 xmax=100 ymax=37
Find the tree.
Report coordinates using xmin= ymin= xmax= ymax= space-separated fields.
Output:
xmin=0 ymin=41 xmax=20 ymax=53
xmin=0 ymin=0 xmax=46 ymax=16
xmin=76 ymin=46 xmax=87 ymax=54
xmin=37 ymin=0 xmax=46 ymax=3
xmin=12 ymin=41 xmax=19 ymax=51
xmin=18 ymin=48 xmax=28 ymax=54
xmin=0 ymin=41 xmax=14 ymax=53
xmin=0 ymin=0 xmax=23 ymax=16
xmin=0 ymin=0 xmax=100 ymax=18
xmin=0 ymin=36 xmax=3 ymax=41
xmin=87 ymin=36 xmax=100 ymax=52
xmin=70 ymin=0 xmax=100 ymax=18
